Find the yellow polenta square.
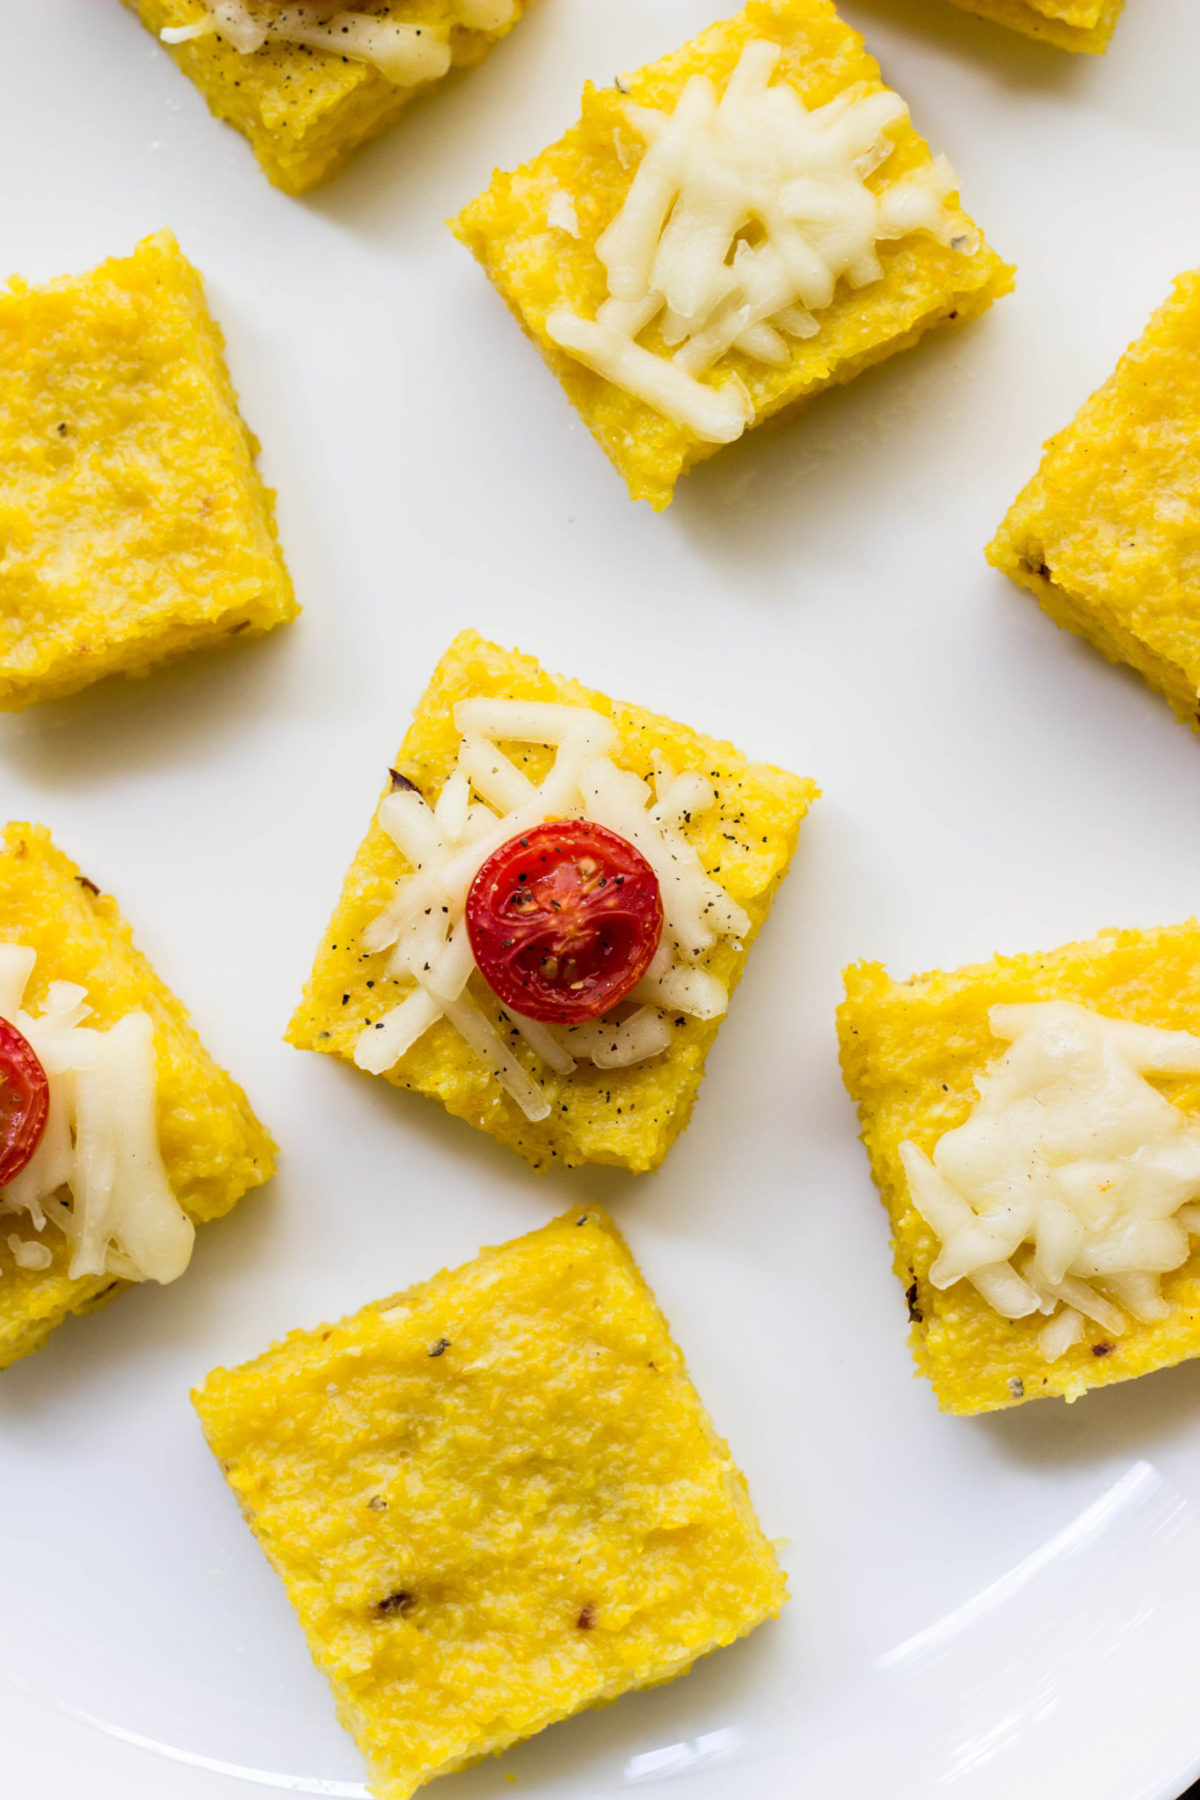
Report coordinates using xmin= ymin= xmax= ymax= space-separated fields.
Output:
xmin=125 ymin=1 xmax=530 ymax=195
xmin=450 ymin=0 xmax=1013 ymax=511
xmin=942 ymin=0 xmax=1124 ymax=54
xmin=193 ymin=1207 xmax=786 ymax=1800
xmin=0 ymin=230 xmax=296 ymax=712
xmin=287 ymin=629 xmax=817 ymax=1173
xmin=838 ymin=922 xmax=1200 ymax=1416
xmin=989 ymin=271 xmax=1200 ymax=729
xmin=0 ymin=822 xmax=275 ymax=1370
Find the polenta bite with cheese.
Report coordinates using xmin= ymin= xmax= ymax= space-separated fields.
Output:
xmin=288 ymin=629 xmax=817 ymax=1172
xmin=450 ymin=0 xmax=1013 ymax=509
xmin=0 ymin=230 xmax=296 ymax=712
xmin=838 ymin=922 xmax=1200 ymax=1414
xmin=193 ymin=1207 xmax=786 ymax=1800
xmin=942 ymin=0 xmax=1124 ymax=54
xmin=125 ymin=0 xmax=530 ymax=194
xmin=0 ymin=824 xmax=274 ymax=1370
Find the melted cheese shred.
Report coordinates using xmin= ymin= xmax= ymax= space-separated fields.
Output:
xmin=161 ymin=1 xmax=516 ymax=84
xmin=0 ymin=946 xmax=194 ymax=1286
xmin=546 ymin=40 xmax=968 ymax=441
xmin=356 ymin=702 xmax=748 ymax=1118
xmin=900 ymin=1002 xmax=1200 ymax=1360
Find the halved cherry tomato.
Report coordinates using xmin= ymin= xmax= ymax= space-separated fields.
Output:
xmin=465 ymin=821 xmax=664 ymax=1024
xmin=0 ymin=1018 xmax=49 ymax=1189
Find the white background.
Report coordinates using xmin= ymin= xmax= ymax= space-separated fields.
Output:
xmin=2 ymin=2 xmax=1200 ymax=1797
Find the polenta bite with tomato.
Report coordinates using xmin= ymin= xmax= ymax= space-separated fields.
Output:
xmin=0 ymin=823 xmax=274 ymax=1370
xmin=287 ymin=630 xmax=817 ymax=1172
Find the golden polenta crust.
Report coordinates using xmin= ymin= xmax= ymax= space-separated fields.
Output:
xmin=943 ymin=0 xmax=1124 ymax=53
xmin=450 ymin=0 xmax=1013 ymax=510
xmin=125 ymin=0 xmax=529 ymax=194
xmin=287 ymin=629 xmax=817 ymax=1173
xmin=838 ymin=922 xmax=1200 ymax=1416
xmin=0 ymin=823 xmax=276 ymax=1370
xmin=989 ymin=271 xmax=1200 ymax=729
xmin=193 ymin=1207 xmax=786 ymax=1800
xmin=0 ymin=230 xmax=296 ymax=712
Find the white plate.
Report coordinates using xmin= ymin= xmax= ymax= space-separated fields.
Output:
xmin=3 ymin=2 xmax=1200 ymax=1796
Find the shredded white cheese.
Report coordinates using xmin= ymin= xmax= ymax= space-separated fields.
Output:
xmin=161 ymin=1 xmax=515 ymax=84
xmin=900 ymin=1002 xmax=1200 ymax=1355
xmin=0 ymin=945 xmax=194 ymax=1286
xmin=7 ymin=1234 xmax=51 ymax=1271
xmin=545 ymin=39 xmax=970 ymax=441
xmin=557 ymin=1006 xmax=673 ymax=1069
xmin=547 ymin=191 xmax=581 ymax=238
xmin=355 ymin=703 xmax=749 ymax=1119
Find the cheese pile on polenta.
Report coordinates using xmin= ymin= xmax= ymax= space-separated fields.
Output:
xmin=901 ymin=1002 xmax=1200 ymax=1361
xmin=163 ymin=0 xmax=516 ymax=85
xmin=0 ymin=944 xmax=193 ymax=1285
xmin=547 ymin=39 xmax=969 ymax=441
xmin=357 ymin=697 xmax=748 ymax=1116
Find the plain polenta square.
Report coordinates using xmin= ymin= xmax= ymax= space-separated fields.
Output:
xmin=449 ymin=0 xmax=1013 ymax=510
xmin=0 ymin=229 xmax=296 ymax=712
xmin=989 ymin=271 xmax=1200 ymax=730
xmin=942 ymin=0 xmax=1124 ymax=54
xmin=286 ymin=629 xmax=817 ymax=1173
xmin=837 ymin=922 xmax=1200 ymax=1416
xmin=0 ymin=823 xmax=275 ymax=1371
xmin=193 ymin=1207 xmax=787 ymax=1800
xmin=125 ymin=1 xmax=530 ymax=196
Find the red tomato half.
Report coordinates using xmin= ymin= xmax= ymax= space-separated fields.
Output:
xmin=0 ymin=1018 xmax=49 ymax=1189
xmin=466 ymin=822 xmax=664 ymax=1024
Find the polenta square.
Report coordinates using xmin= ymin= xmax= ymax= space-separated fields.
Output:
xmin=943 ymin=0 xmax=1124 ymax=54
xmin=193 ymin=1208 xmax=786 ymax=1800
xmin=989 ymin=272 xmax=1200 ymax=729
xmin=287 ymin=629 xmax=817 ymax=1173
xmin=838 ymin=922 xmax=1200 ymax=1416
xmin=450 ymin=0 xmax=1013 ymax=510
xmin=125 ymin=1 xmax=531 ymax=195
xmin=0 ymin=230 xmax=296 ymax=712
xmin=0 ymin=822 xmax=275 ymax=1370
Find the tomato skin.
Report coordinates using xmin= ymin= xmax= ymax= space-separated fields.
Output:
xmin=0 ymin=1018 xmax=49 ymax=1189
xmin=466 ymin=822 xmax=664 ymax=1025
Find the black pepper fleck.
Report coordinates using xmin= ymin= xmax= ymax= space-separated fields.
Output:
xmin=375 ymin=1590 xmax=416 ymax=1618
